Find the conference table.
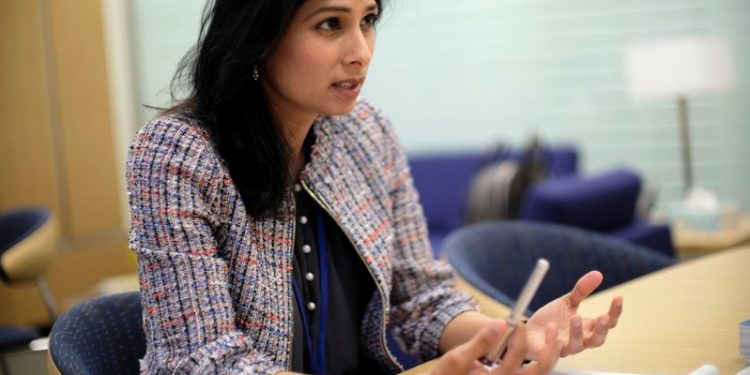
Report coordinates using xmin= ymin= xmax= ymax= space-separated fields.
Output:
xmin=404 ymin=245 xmax=750 ymax=375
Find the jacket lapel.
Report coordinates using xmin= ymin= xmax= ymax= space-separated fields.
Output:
xmin=301 ymin=116 xmax=394 ymax=300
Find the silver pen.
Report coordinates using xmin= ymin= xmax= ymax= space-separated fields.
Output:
xmin=482 ymin=258 xmax=550 ymax=369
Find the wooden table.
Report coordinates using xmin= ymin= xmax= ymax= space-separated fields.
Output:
xmin=674 ymin=213 xmax=750 ymax=257
xmin=556 ymin=245 xmax=750 ymax=374
xmin=404 ymin=246 xmax=750 ymax=374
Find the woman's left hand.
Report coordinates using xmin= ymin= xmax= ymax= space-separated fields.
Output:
xmin=525 ymin=271 xmax=623 ymax=359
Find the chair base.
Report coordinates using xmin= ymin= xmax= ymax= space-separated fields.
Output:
xmin=0 ymin=348 xmax=48 ymax=375
xmin=0 ymin=327 xmax=38 ymax=353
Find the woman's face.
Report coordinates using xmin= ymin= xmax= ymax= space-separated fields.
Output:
xmin=261 ymin=0 xmax=379 ymax=125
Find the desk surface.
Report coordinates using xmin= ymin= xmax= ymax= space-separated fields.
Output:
xmin=674 ymin=213 xmax=750 ymax=254
xmin=404 ymin=246 xmax=750 ymax=375
xmin=558 ymin=245 xmax=749 ymax=374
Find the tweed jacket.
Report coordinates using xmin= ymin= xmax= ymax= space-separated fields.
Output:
xmin=127 ymin=99 xmax=478 ymax=374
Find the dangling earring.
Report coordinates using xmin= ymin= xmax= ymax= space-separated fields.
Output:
xmin=252 ymin=65 xmax=260 ymax=81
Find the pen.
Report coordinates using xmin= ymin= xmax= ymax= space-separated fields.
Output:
xmin=482 ymin=258 xmax=550 ymax=369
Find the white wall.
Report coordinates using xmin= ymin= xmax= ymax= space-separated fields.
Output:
xmin=129 ymin=0 xmax=750 ymax=209
xmin=130 ymin=0 xmax=206 ymax=125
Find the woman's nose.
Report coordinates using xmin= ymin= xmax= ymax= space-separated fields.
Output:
xmin=343 ymin=29 xmax=373 ymax=67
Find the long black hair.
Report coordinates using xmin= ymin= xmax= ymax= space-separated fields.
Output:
xmin=169 ymin=0 xmax=296 ymax=218
xmin=171 ymin=0 xmax=385 ymax=218
xmin=172 ymin=0 xmax=384 ymax=218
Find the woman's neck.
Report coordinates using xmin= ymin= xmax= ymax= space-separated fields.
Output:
xmin=277 ymin=112 xmax=317 ymax=179
xmin=263 ymin=91 xmax=318 ymax=179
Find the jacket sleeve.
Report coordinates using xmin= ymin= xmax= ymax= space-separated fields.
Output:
xmin=371 ymin=109 xmax=480 ymax=361
xmin=127 ymin=119 xmax=285 ymax=374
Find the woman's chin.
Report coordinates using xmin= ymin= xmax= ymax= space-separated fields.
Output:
xmin=322 ymin=102 xmax=358 ymax=117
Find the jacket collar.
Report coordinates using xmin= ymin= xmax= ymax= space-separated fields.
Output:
xmin=298 ymin=115 xmax=393 ymax=297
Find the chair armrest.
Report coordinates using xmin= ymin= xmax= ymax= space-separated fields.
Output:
xmin=520 ymin=169 xmax=641 ymax=232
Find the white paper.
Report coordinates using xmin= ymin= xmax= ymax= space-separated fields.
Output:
xmin=553 ymin=370 xmax=647 ymax=375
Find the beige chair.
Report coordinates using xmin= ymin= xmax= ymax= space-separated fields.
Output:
xmin=0 ymin=206 xmax=59 ymax=352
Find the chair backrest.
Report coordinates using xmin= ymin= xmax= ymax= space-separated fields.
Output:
xmin=409 ymin=147 xmax=580 ymax=235
xmin=0 ymin=206 xmax=59 ymax=324
xmin=409 ymin=152 xmax=488 ymax=234
xmin=443 ymin=222 xmax=674 ymax=313
xmin=0 ymin=206 xmax=57 ymax=284
xmin=520 ymin=169 xmax=642 ymax=233
xmin=49 ymin=292 xmax=145 ymax=375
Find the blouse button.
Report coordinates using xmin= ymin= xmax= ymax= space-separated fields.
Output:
xmin=302 ymin=244 xmax=311 ymax=254
xmin=307 ymin=302 xmax=316 ymax=311
xmin=305 ymin=272 xmax=315 ymax=281
xmin=299 ymin=215 xmax=308 ymax=225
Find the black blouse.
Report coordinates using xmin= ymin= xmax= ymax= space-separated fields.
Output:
xmin=290 ymin=186 xmax=381 ymax=374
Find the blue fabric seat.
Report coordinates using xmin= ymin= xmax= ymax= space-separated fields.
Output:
xmin=409 ymin=152 xmax=487 ymax=254
xmin=48 ymin=292 xmax=423 ymax=373
xmin=443 ymin=221 xmax=674 ymax=313
xmin=0 ymin=207 xmax=57 ymax=353
xmin=49 ymin=292 xmax=145 ymax=375
xmin=409 ymin=146 xmax=578 ymax=257
xmin=0 ymin=327 xmax=39 ymax=352
xmin=409 ymin=148 xmax=675 ymax=258
xmin=520 ymin=169 xmax=675 ymax=257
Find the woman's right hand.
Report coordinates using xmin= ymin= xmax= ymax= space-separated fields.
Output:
xmin=428 ymin=320 xmax=560 ymax=375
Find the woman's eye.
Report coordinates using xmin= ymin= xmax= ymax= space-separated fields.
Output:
xmin=318 ymin=17 xmax=341 ymax=31
xmin=361 ymin=13 xmax=379 ymax=29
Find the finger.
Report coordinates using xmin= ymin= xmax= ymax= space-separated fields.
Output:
xmin=465 ymin=362 xmax=489 ymax=375
xmin=583 ymin=315 xmax=610 ymax=348
xmin=434 ymin=320 xmax=506 ymax=375
xmin=607 ymin=296 xmax=623 ymax=328
xmin=493 ymin=324 xmax=528 ymax=374
xmin=517 ymin=323 xmax=560 ymax=375
xmin=562 ymin=315 xmax=583 ymax=357
xmin=457 ymin=320 xmax=507 ymax=360
xmin=567 ymin=271 xmax=603 ymax=308
xmin=432 ymin=350 xmax=483 ymax=375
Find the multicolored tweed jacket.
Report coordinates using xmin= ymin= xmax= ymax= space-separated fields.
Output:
xmin=127 ymin=99 xmax=478 ymax=374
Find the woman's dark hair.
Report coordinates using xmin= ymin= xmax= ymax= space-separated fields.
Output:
xmin=171 ymin=0 xmax=383 ymax=218
xmin=171 ymin=0 xmax=303 ymax=218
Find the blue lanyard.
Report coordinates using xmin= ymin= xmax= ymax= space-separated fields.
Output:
xmin=292 ymin=207 xmax=329 ymax=374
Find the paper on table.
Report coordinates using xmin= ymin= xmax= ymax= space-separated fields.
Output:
xmin=553 ymin=370 xmax=647 ymax=375
xmin=554 ymin=364 xmax=720 ymax=375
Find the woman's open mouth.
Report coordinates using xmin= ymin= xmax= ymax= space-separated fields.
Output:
xmin=332 ymin=78 xmax=363 ymax=99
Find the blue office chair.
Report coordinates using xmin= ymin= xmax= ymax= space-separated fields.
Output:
xmin=49 ymin=292 xmax=145 ymax=375
xmin=0 ymin=207 xmax=58 ymax=353
xmin=520 ymin=169 xmax=675 ymax=257
xmin=443 ymin=221 xmax=675 ymax=314
xmin=48 ymin=291 xmax=421 ymax=374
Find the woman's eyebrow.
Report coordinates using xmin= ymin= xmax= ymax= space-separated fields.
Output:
xmin=303 ymin=4 xmax=379 ymax=21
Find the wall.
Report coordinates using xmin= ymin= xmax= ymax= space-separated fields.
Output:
xmin=130 ymin=0 xmax=206 ymax=126
xmin=128 ymin=0 xmax=750 ymax=209
xmin=364 ymin=0 xmax=750 ymax=209
xmin=0 ymin=0 xmax=131 ymax=326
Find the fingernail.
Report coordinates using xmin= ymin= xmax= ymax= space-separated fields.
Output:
xmin=572 ymin=318 xmax=582 ymax=328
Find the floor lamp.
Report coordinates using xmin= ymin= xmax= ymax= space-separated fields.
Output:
xmin=625 ymin=36 xmax=736 ymax=196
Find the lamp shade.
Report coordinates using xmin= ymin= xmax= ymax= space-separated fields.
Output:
xmin=626 ymin=36 xmax=736 ymax=100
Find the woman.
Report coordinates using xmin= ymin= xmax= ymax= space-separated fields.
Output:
xmin=127 ymin=0 xmax=623 ymax=374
